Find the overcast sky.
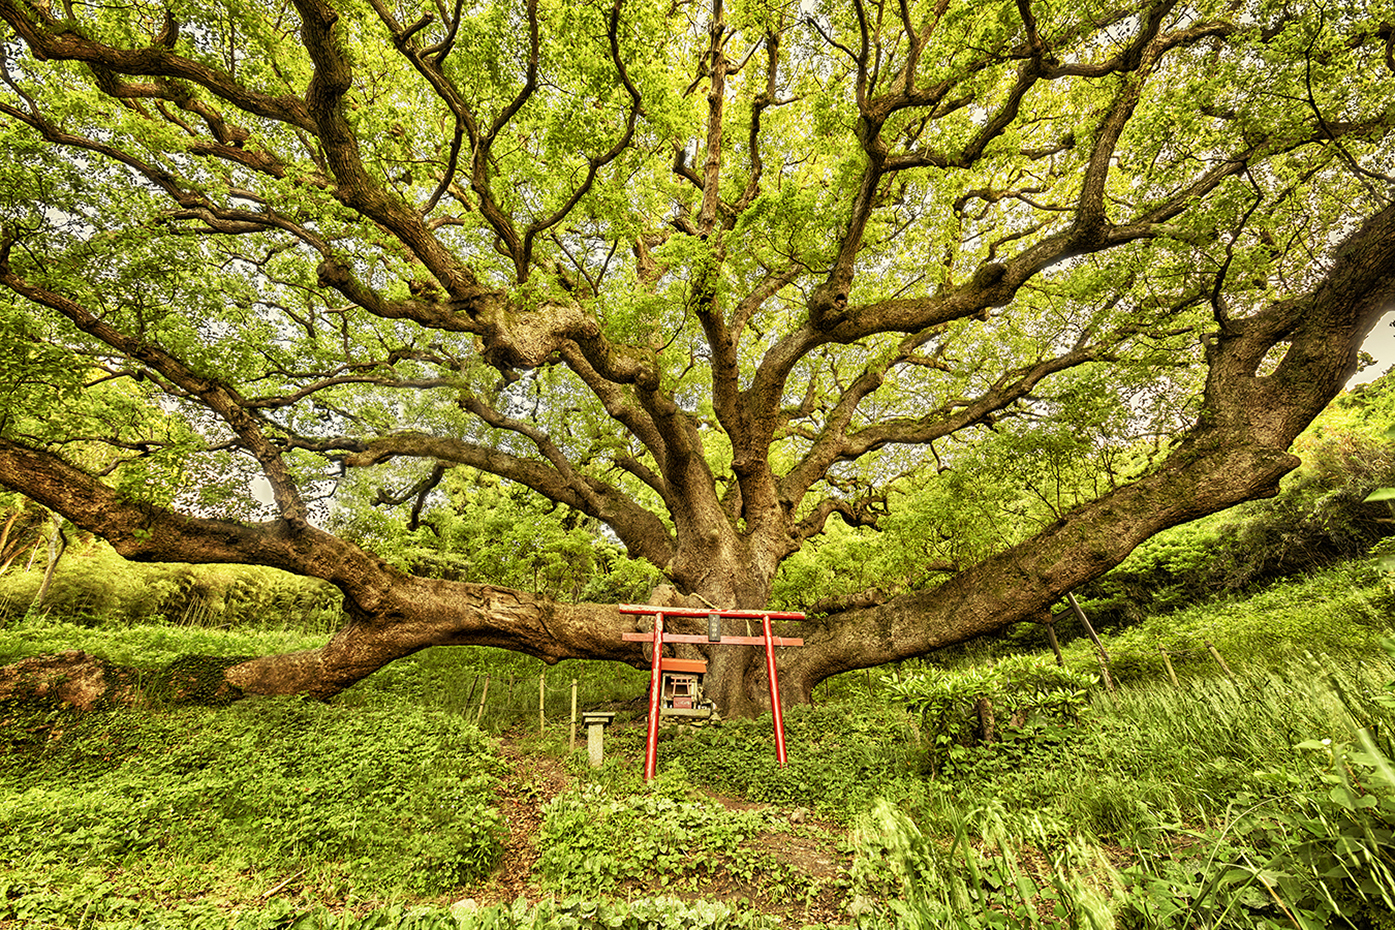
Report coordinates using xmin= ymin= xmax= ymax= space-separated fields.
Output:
xmin=1353 ymin=310 xmax=1395 ymax=387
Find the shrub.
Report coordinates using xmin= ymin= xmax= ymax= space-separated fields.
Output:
xmin=884 ymin=655 xmax=1097 ymax=777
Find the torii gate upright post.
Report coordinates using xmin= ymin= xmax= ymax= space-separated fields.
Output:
xmin=761 ymin=612 xmax=787 ymax=766
xmin=620 ymin=605 xmax=805 ymax=781
xmin=645 ymin=609 xmax=665 ymax=767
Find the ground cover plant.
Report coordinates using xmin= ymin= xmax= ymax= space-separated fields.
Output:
xmin=0 ymin=693 xmax=506 ymax=916
xmin=2 ymin=553 xmax=1395 ymax=927
xmin=534 ymin=770 xmax=825 ymax=904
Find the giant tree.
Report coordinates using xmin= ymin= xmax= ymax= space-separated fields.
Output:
xmin=0 ymin=0 xmax=1392 ymax=715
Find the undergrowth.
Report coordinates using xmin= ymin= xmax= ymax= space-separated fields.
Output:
xmin=535 ymin=766 xmax=803 ymax=900
xmin=0 ymin=695 xmax=505 ymax=907
xmin=0 ymin=895 xmax=791 ymax=929
xmin=2 ymin=555 xmax=1395 ymax=926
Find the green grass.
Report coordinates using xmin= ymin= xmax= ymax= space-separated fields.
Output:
xmin=0 ymin=617 xmax=326 ymax=669
xmin=0 ymin=693 xmax=506 ymax=914
xmin=0 ymin=546 xmax=345 ymax=634
xmin=1058 ymin=557 xmax=1395 ymax=685
xmin=3 ymin=555 xmax=1395 ymax=927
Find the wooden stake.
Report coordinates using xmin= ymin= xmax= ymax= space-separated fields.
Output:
xmin=1205 ymin=640 xmax=1235 ymax=680
xmin=474 ymin=674 xmax=491 ymax=726
xmin=538 ymin=672 xmax=546 ymax=735
xmin=1067 ymin=592 xmax=1116 ymax=696
xmin=1042 ymin=615 xmax=1064 ymax=667
xmin=461 ymin=675 xmax=479 ymax=716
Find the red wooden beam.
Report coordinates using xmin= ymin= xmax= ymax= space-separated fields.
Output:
xmin=620 ymin=604 xmax=805 ymax=620
xmin=763 ymin=613 xmax=788 ymax=766
xmin=621 ymin=632 xmax=803 ymax=646
xmin=643 ymin=612 xmax=664 ymax=780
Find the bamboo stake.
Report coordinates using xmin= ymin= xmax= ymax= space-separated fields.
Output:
xmin=474 ymin=674 xmax=491 ymax=726
xmin=538 ymin=672 xmax=546 ymax=735
xmin=1159 ymin=646 xmax=1180 ymax=688
xmin=1205 ymin=640 xmax=1235 ymax=680
xmin=569 ymin=678 xmax=578 ymax=750
xmin=461 ymin=674 xmax=479 ymax=717
xmin=1039 ymin=610 xmax=1064 ymax=667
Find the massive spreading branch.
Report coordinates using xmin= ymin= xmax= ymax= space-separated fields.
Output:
xmin=0 ymin=0 xmax=1392 ymax=713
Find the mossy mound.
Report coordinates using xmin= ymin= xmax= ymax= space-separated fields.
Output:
xmin=149 ymin=654 xmax=250 ymax=706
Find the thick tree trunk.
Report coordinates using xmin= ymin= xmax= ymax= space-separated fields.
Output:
xmin=0 ymin=430 xmax=1356 ymax=717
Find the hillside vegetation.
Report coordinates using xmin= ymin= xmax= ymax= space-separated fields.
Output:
xmin=2 ymin=548 xmax=1394 ymax=928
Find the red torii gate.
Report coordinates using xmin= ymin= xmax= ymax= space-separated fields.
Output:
xmin=620 ymin=604 xmax=805 ymax=780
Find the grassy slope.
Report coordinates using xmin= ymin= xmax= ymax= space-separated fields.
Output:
xmin=1 ymin=558 xmax=1393 ymax=928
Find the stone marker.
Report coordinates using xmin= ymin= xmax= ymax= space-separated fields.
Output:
xmin=581 ymin=712 xmax=616 ymax=767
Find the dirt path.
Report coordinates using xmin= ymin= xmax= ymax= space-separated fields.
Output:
xmin=463 ymin=735 xmax=854 ymax=925
xmin=466 ymin=738 xmax=573 ymax=907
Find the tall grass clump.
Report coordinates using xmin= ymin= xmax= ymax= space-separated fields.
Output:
xmin=852 ymin=800 xmax=1118 ymax=929
xmin=852 ymin=737 xmax=1395 ymax=927
xmin=854 ymin=735 xmax=1395 ymax=930
xmin=847 ymin=644 xmax=1395 ymax=928
xmin=1060 ymin=558 xmax=1395 ymax=686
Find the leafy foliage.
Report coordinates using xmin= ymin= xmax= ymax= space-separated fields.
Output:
xmin=650 ymin=703 xmax=921 ymax=816
xmin=1364 ymin=421 xmax=1395 ymax=574
xmin=0 ymin=892 xmax=789 ymax=930
xmin=329 ymin=468 xmax=659 ymax=603
xmin=536 ymin=772 xmax=777 ymax=898
xmin=0 ymin=696 xmax=504 ymax=897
